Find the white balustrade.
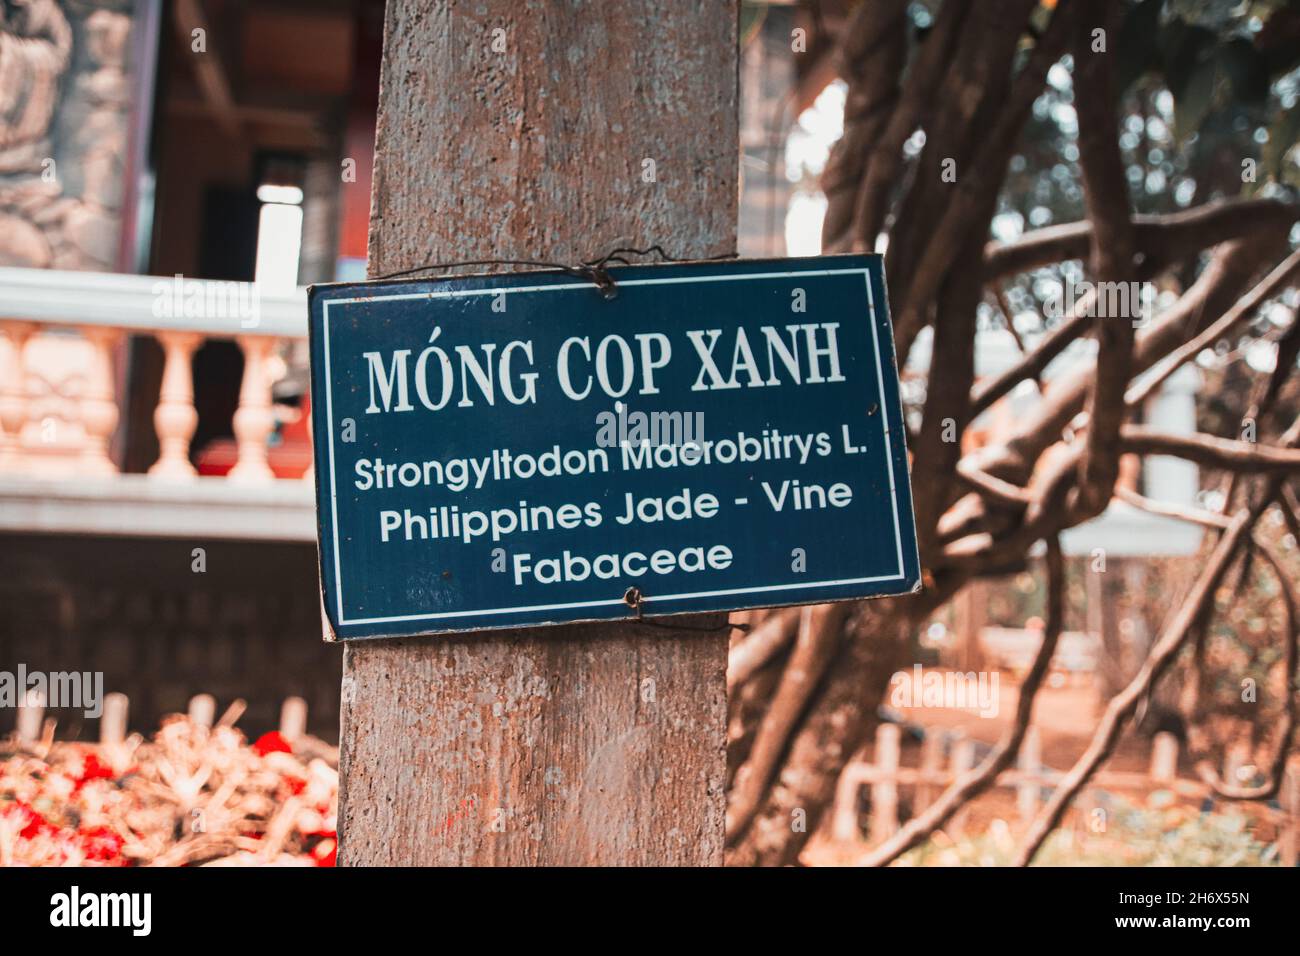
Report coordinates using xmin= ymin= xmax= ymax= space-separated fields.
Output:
xmin=229 ymin=335 xmax=277 ymax=483
xmin=79 ymin=325 xmax=122 ymax=476
xmin=0 ymin=267 xmax=308 ymax=485
xmin=149 ymin=330 xmax=202 ymax=479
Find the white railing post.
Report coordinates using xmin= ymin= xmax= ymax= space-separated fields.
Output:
xmin=78 ymin=326 xmax=122 ymax=475
xmin=0 ymin=268 xmax=310 ymax=495
xmin=100 ymin=692 xmax=129 ymax=745
xmin=229 ymin=335 xmax=276 ymax=482
xmin=149 ymin=330 xmax=202 ymax=479
xmin=949 ymin=735 xmax=976 ymax=836
xmin=832 ymin=761 xmax=865 ymax=842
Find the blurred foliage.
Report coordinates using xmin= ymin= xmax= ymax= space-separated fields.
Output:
xmin=1119 ymin=0 xmax=1300 ymax=182
xmin=899 ymin=795 xmax=1281 ymax=866
xmin=919 ymin=520 xmax=1298 ymax=736
xmin=921 ymin=555 xmax=1191 ymax=641
xmin=1199 ymin=516 xmax=1299 ymax=721
xmin=995 ymin=0 xmax=1300 ymax=335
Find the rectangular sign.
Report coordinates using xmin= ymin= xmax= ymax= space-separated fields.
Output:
xmin=308 ymin=255 xmax=920 ymax=640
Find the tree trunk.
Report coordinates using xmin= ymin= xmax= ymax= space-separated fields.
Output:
xmin=726 ymin=600 xmax=908 ymax=864
xmin=338 ymin=0 xmax=738 ymax=866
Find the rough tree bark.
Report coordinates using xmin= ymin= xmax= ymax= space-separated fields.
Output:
xmin=338 ymin=0 xmax=737 ymax=866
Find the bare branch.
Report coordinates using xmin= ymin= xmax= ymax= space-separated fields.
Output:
xmin=727 ymin=607 xmax=801 ymax=692
xmin=1119 ymin=424 xmax=1300 ymax=473
xmin=1285 ymin=484 xmax=1300 ymax=532
xmin=992 ymin=286 xmax=1034 ymax=366
xmin=912 ymin=241 xmax=983 ymax=551
xmin=857 ymin=537 xmax=1065 ymax=867
xmin=843 ymin=0 xmax=972 ymax=251
xmin=980 ymin=237 xmax=1287 ymax=487
xmin=891 ymin=0 xmax=1076 ymax=364
xmin=940 ymin=441 xmax=1081 ymax=569
xmin=725 ymin=588 xmax=961 ymax=866
xmin=1192 ymin=535 xmax=1298 ymax=801
xmin=1071 ymin=0 xmax=1137 ymax=518
xmin=1113 ymin=485 xmax=1232 ymax=529
xmin=1126 ymin=246 xmax=1300 ymax=408
xmin=726 ymin=603 xmax=848 ymax=844
xmin=976 ymin=309 xmax=1093 ymax=417
xmin=955 ymin=459 xmax=1035 ymax=507
xmin=820 ymin=0 xmax=910 ymax=252
xmin=982 ymin=198 xmax=1299 ymax=282
xmin=1218 ymin=314 xmax=1300 ymax=513
xmin=1254 ymin=309 xmax=1300 ymax=422
xmin=1014 ymin=508 xmax=1256 ymax=866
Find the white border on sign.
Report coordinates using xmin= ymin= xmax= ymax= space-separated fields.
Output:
xmin=320 ymin=267 xmax=907 ymax=627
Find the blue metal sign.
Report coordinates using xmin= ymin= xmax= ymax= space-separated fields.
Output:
xmin=308 ymin=255 xmax=920 ymax=640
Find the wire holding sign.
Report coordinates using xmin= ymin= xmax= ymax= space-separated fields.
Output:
xmin=307 ymin=255 xmax=920 ymax=639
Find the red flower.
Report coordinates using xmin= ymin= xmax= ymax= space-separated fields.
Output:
xmin=80 ymin=826 xmax=125 ymax=863
xmin=252 ymin=731 xmax=292 ymax=757
xmin=74 ymin=753 xmax=116 ymax=791
xmin=282 ymin=774 xmax=308 ymax=796
xmin=310 ymin=834 xmax=337 ymax=867
xmin=7 ymin=802 xmax=51 ymax=841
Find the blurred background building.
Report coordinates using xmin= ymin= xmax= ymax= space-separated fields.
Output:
xmin=0 ymin=0 xmax=390 ymax=737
